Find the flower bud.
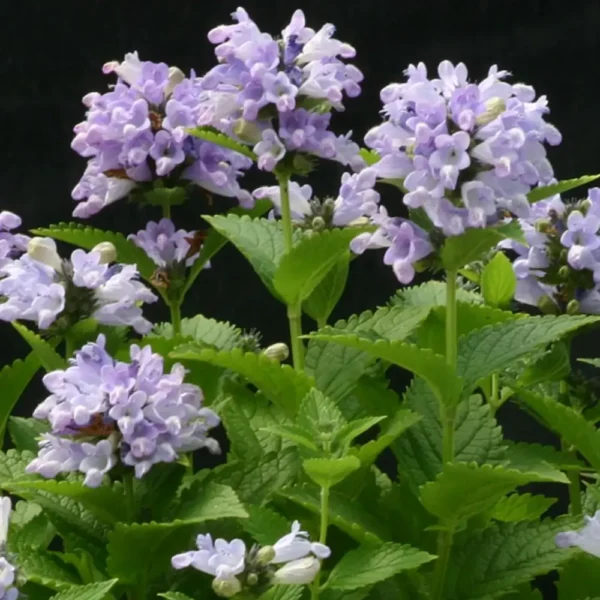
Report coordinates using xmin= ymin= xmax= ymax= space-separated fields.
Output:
xmin=272 ymin=557 xmax=321 ymax=585
xmin=165 ymin=66 xmax=185 ymax=98
xmin=311 ymin=216 xmax=327 ymax=231
xmin=537 ymin=295 xmax=558 ymax=315
xmin=92 ymin=242 xmax=117 ymax=264
xmin=567 ymin=300 xmax=580 ymax=315
xmin=27 ymin=237 xmax=62 ymax=271
xmin=476 ymin=97 xmax=507 ymax=126
xmin=535 ymin=219 xmax=552 ymax=233
xmin=348 ymin=216 xmax=370 ymax=227
xmin=262 ymin=343 xmax=289 ymax=363
xmin=322 ymin=198 xmax=336 ymax=215
xmin=233 ymin=119 xmax=262 ymax=144
xmin=256 ymin=545 xmax=276 ymax=566
xmin=560 ymin=249 xmax=569 ymax=262
xmin=581 ymin=199 xmax=592 ymax=213
xmin=246 ymin=573 xmax=259 ymax=586
xmin=212 ymin=577 xmax=242 ymax=598
xmin=558 ymin=266 xmax=570 ymax=279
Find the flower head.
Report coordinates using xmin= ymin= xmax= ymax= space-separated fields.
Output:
xmin=556 ymin=511 xmax=600 ymax=557
xmin=0 ymin=498 xmax=20 ymax=600
xmin=0 ymin=212 xmax=29 ymax=269
xmin=27 ymin=335 xmax=220 ymax=486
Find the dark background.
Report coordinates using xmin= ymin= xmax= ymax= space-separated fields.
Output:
xmin=2 ymin=2 xmax=600 ymax=597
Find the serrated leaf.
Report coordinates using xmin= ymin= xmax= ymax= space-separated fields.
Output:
xmin=303 ymin=456 xmax=361 ymax=488
xmin=527 ymin=174 xmax=600 ymax=203
xmin=419 ymin=463 xmax=567 ymax=523
xmin=31 ymin=223 xmax=155 ymax=280
xmin=0 ymin=353 xmax=42 ymax=443
xmin=278 ymin=485 xmax=388 ymax=544
xmin=47 ymin=580 xmax=118 ymax=600
xmin=392 ymin=281 xmax=482 ymax=307
xmin=274 ymin=229 xmax=362 ymax=306
xmin=170 ymin=346 xmax=313 ymax=415
xmin=307 ymin=332 xmax=462 ymax=406
xmin=334 ymin=416 xmax=387 ymax=450
xmin=13 ymin=323 xmax=65 ymax=372
xmin=444 ymin=518 xmax=578 ymax=599
xmin=159 ymin=593 xmax=195 ymax=600
xmin=6 ymin=478 xmax=128 ymax=524
xmin=359 ymin=148 xmax=380 ymax=166
xmin=258 ymin=587 xmax=304 ymax=600
xmin=441 ymin=223 xmax=523 ymax=271
xmin=8 ymin=417 xmax=49 ymax=453
xmin=203 ymin=214 xmax=301 ymax=296
xmin=261 ymin=424 xmax=319 ymax=452
xmin=242 ymin=505 xmax=290 ymax=546
xmin=174 ymin=481 xmax=248 ymax=523
xmin=21 ymin=549 xmax=81 ymax=591
xmin=491 ymin=493 xmax=556 ymax=522
xmin=152 ymin=315 xmax=241 ymax=350
xmin=518 ymin=341 xmax=571 ymax=386
xmin=580 ymin=357 xmax=600 ymax=367
xmin=303 ymin=255 xmax=349 ymax=323
xmin=555 ymin=554 xmax=600 ymax=600
xmin=457 ymin=315 xmax=599 ymax=393
xmin=481 ymin=252 xmax=516 ymax=308
xmin=325 ymin=542 xmax=436 ymax=590
xmin=505 ymin=442 xmax=586 ymax=472
xmin=516 ymin=387 xmax=600 ymax=471
xmin=305 ymin=305 xmax=431 ymax=403
xmin=188 ymin=126 xmax=257 ymax=160
xmin=10 ymin=512 xmax=56 ymax=553
xmin=297 ymin=388 xmax=346 ymax=439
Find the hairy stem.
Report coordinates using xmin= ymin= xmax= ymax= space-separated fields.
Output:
xmin=311 ymin=485 xmax=330 ymax=600
xmin=277 ymin=173 xmax=305 ymax=371
xmin=170 ymin=301 xmax=182 ymax=337
xmin=432 ymin=272 xmax=459 ymax=599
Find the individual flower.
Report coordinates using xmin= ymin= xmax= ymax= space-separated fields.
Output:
xmin=70 ymin=52 xmax=253 ymax=217
xmin=501 ymin=188 xmax=600 ymax=314
xmin=26 ymin=335 xmax=220 ymax=487
xmin=172 ymin=521 xmax=329 ymax=596
xmin=364 ymin=60 xmax=561 ymax=236
xmin=0 ymin=212 xmax=29 ymax=269
xmin=0 ymin=498 xmax=20 ymax=600
xmin=197 ymin=8 xmax=364 ymax=172
xmin=556 ymin=510 xmax=600 ymax=557
xmin=0 ymin=238 xmax=157 ymax=334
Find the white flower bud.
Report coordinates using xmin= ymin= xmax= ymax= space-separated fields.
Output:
xmin=27 ymin=237 xmax=62 ymax=271
xmin=91 ymin=241 xmax=117 ymax=264
xmin=233 ymin=119 xmax=263 ymax=144
xmin=272 ymin=557 xmax=321 ymax=585
xmin=262 ymin=343 xmax=289 ymax=363
xmin=212 ymin=576 xmax=242 ymax=598
xmin=0 ymin=497 xmax=11 ymax=548
xmin=256 ymin=545 xmax=276 ymax=566
xmin=476 ymin=97 xmax=507 ymax=126
xmin=165 ymin=67 xmax=185 ymax=98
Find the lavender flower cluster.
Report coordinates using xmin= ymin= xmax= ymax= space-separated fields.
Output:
xmin=198 ymin=7 xmax=364 ymax=172
xmin=27 ymin=335 xmax=220 ymax=487
xmin=0 ymin=499 xmax=18 ymax=600
xmin=172 ymin=521 xmax=330 ymax=597
xmin=504 ymin=188 xmax=600 ymax=314
xmin=0 ymin=236 xmax=156 ymax=334
xmin=0 ymin=212 xmax=29 ymax=270
xmin=71 ymin=52 xmax=253 ymax=218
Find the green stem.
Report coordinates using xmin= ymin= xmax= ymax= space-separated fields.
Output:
xmin=311 ymin=485 xmax=330 ymax=600
xmin=124 ymin=473 xmax=136 ymax=522
xmin=316 ymin=317 xmax=327 ymax=330
xmin=163 ymin=202 xmax=171 ymax=220
xmin=489 ymin=373 xmax=500 ymax=415
xmin=170 ymin=301 xmax=182 ymax=337
xmin=560 ymin=379 xmax=582 ymax=515
xmin=277 ymin=173 xmax=305 ymax=372
xmin=65 ymin=335 xmax=76 ymax=360
xmin=432 ymin=272 xmax=459 ymax=600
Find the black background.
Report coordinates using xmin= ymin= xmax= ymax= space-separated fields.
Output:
xmin=2 ymin=2 xmax=600 ymax=596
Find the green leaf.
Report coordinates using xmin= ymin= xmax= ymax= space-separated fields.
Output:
xmin=31 ymin=223 xmax=155 ymax=280
xmin=481 ymin=252 xmax=516 ymax=308
xmin=159 ymin=594 xmax=195 ymax=600
xmin=278 ymin=484 xmax=388 ymax=544
xmin=0 ymin=353 xmax=42 ymax=443
xmin=170 ymin=346 xmax=313 ymax=414
xmin=444 ymin=518 xmax=578 ymax=599
xmin=6 ymin=478 xmax=128 ymax=525
xmin=20 ymin=549 xmax=80 ymax=591
xmin=303 ymin=456 xmax=361 ymax=488
xmin=188 ymin=126 xmax=257 ymax=160
xmin=516 ymin=387 xmax=600 ymax=471
xmin=203 ymin=215 xmax=300 ymax=296
xmin=419 ymin=463 xmax=567 ymax=523
xmin=261 ymin=424 xmax=319 ymax=452
xmin=8 ymin=417 xmax=48 ymax=453
xmin=505 ymin=442 xmax=586 ymax=472
xmin=174 ymin=481 xmax=248 ymax=523
xmin=47 ymin=580 xmax=118 ymax=600
xmin=579 ymin=357 xmax=600 ymax=368
xmin=555 ymin=554 xmax=600 ymax=600
xmin=392 ymin=281 xmax=482 ymax=307
xmin=242 ymin=505 xmax=290 ymax=546
xmin=526 ymin=174 xmax=600 ymax=203
xmin=490 ymin=493 xmax=557 ymax=522
xmin=297 ymin=388 xmax=346 ymax=439
xmin=13 ymin=323 xmax=65 ymax=372
xmin=303 ymin=255 xmax=349 ymax=324
xmin=258 ymin=587 xmax=304 ymax=600
xmin=325 ymin=542 xmax=436 ymax=590
xmin=441 ymin=222 xmax=523 ymax=271
xmin=305 ymin=305 xmax=432 ymax=403
xmin=334 ymin=416 xmax=387 ymax=451
xmin=359 ymin=148 xmax=380 ymax=166
xmin=457 ymin=315 xmax=599 ymax=393
xmin=307 ymin=332 xmax=462 ymax=406
xmin=144 ymin=185 xmax=187 ymax=208
xmin=518 ymin=341 xmax=571 ymax=386
xmin=274 ymin=229 xmax=363 ymax=306
xmin=9 ymin=512 xmax=55 ymax=552
xmin=152 ymin=315 xmax=241 ymax=350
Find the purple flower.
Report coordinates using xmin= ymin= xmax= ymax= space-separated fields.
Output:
xmin=27 ymin=335 xmax=220 ymax=487
xmin=0 ymin=211 xmax=30 ymax=268
xmin=254 ymin=130 xmax=286 ymax=172
xmin=149 ymin=131 xmax=185 ymax=176
xmin=560 ymin=210 xmax=600 ymax=270
xmin=556 ymin=511 xmax=600 ymax=557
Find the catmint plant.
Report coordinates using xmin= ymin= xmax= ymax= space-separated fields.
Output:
xmin=2 ymin=8 xmax=600 ymax=600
